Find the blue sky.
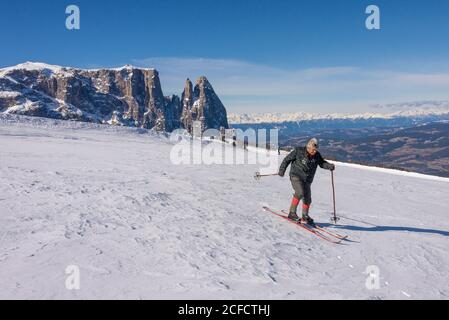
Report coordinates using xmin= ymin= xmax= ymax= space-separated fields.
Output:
xmin=1 ymin=0 xmax=449 ymax=113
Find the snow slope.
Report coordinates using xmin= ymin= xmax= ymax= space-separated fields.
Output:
xmin=1 ymin=115 xmax=448 ymax=300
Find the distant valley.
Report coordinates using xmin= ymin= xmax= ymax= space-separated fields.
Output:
xmin=230 ymin=107 xmax=449 ymax=177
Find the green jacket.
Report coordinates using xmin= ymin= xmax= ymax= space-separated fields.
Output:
xmin=279 ymin=146 xmax=334 ymax=183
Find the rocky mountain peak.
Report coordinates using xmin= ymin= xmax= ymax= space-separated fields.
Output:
xmin=182 ymin=78 xmax=194 ymax=106
xmin=180 ymin=78 xmax=195 ymax=131
xmin=192 ymin=76 xmax=229 ymax=131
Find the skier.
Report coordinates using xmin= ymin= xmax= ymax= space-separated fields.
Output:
xmin=278 ymin=138 xmax=335 ymax=225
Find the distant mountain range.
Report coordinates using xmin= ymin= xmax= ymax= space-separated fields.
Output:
xmin=0 ymin=62 xmax=229 ymax=132
xmin=228 ymin=103 xmax=449 ymax=177
xmin=229 ymin=102 xmax=449 ymax=150
xmin=228 ymin=101 xmax=449 ymax=125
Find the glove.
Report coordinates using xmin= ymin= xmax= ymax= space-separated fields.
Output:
xmin=330 ymin=164 xmax=335 ymax=171
xmin=278 ymin=171 xmax=285 ymax=177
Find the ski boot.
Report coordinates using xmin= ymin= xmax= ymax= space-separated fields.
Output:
xmin=288 ymin=211 xmax=300 ymax=222
xmin=301 ymin=214 xmax=315 ymax=226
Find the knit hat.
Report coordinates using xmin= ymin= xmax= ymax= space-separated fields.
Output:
xmin=307 ymin=138 xmax=319 ymax=151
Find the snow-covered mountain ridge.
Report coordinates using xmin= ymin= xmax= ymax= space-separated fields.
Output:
xmin=0 ymin=61 xmax=155 ymax=77
xmin=228 ymin=101 xmax=449 ymax=124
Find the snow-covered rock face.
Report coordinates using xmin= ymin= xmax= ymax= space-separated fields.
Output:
xmin=0 ymin=62 xmax=71 ymax=78
xmin=193 ymin=76 xmax=229 ymax=131
xmin=180 ymin=76 xmax=229 ymax=133
xmin=0 ymin=62 xmax=229 ymax=132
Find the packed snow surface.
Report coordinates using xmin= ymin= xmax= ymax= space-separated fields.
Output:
xmin=1 ymin=115 xmax=448 ymax=300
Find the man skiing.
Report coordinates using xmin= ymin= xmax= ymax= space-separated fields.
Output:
xmin=278 ymin=138 xmax=335 ymax=225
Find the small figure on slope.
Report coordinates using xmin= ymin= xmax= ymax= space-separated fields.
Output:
xmin=278 ymin=138 xmax=335 ymax=225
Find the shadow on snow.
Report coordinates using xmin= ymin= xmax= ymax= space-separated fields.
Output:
xmin=320 ymin=223 xmax=449 ymax=237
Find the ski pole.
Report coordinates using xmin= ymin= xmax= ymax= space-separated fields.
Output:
xmin=330 ymin=170 xmax=340 ymax=224
xmin=254 ymin=172 xmax=279 ymax=180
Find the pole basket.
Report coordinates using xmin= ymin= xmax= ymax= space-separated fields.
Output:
xmin=330 ymin=216 xmax=340 ymax=224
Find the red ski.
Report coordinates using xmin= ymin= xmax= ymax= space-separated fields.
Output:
xmin=263 ymin=207 xmax=342 ymax=245
xmin=280 ymin=210 xmax=348 ymax=240
xmin=313 ymin=225 xmax=348 ymax=240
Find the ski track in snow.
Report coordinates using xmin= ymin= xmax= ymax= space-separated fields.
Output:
xmin=0 ymin=115 xmax=449 ymax=299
